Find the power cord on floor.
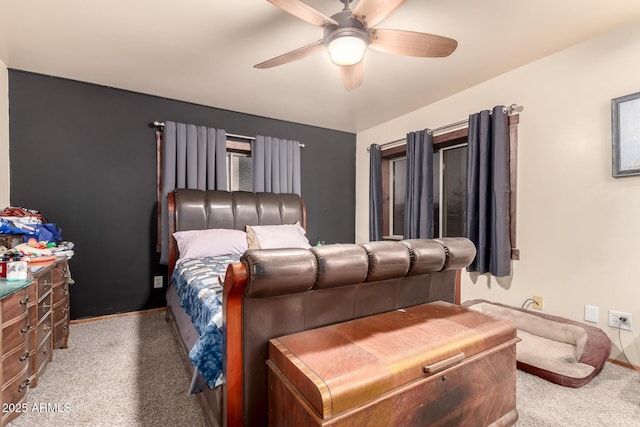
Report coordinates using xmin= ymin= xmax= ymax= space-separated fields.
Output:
xmin=616 ymin=317 xmax=640 ymax=372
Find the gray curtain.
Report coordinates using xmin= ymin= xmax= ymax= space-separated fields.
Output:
xmin=252 ymin=136 xmax=301 ymax=195
xmin=404 ymin=130 xmax=434 ymax=239
xmin=160 ymin=121 xmax=227 ymax=264
xmin=466 ymin=106 xmax=511 ymax=277
xmin=369 ymin=144 xmax=382 ymax=241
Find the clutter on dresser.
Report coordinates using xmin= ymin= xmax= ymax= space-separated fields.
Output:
xmin=0 ymin=205 xmax=63 ymax=244
xmin=0 ymin=206 xmax=75 ymax=290
xmin=0 ymin=205 xmax=74 ymax=261
xmin=0 ymin=250 xmax=28 ymax=280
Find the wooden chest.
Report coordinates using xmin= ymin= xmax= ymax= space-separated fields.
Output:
xmin=268 ymin=301 xmax=519 ymax=427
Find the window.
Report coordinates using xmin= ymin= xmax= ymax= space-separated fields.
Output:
xmin=386 ymin=142 xmax=467 ymax=239
xmin=437 ymin=143 xmax=467 ymax=237
xmin=380 ymin=115 xmax=519 ymax=259
xmin=390 ymin=158 xmax=406 ymax=237
xmin=225 ymin=139 xmax=253 ymax=191
xmin=227 ymin=152 xmax=252 ymax=191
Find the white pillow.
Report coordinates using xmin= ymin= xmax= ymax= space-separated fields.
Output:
xmin=173 ymin=228 xmax=248 ymax=260
xmin=246 ymin=223 xmax=310 ymax=249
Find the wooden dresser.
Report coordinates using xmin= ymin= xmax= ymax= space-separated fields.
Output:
xmin=268 ymin=301 xmax=520 ymax=427
xmin=26 ymin=263 xmax=54 ymax=388
xmin=51 ymin=259 xmax=70 ymax=349
xmin=0 ymin=257 xmax=71 ymax=426
xmin=0 ymin=279 xmax=33 ymax=426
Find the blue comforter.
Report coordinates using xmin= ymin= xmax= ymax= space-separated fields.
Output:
xmin=171 ymin=254 xmax=240 ymax=388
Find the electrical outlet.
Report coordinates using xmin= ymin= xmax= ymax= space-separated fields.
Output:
xmin=153 ymin=275 xmax=163 ymax=289
xmin=608 ymin=310 xmax=632 ymax=331
xmin=532 ymin=296 xmax=543 ymax=310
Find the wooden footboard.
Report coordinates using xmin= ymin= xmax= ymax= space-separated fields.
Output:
xmin=222 ymin=263 xmax=249 ymax=427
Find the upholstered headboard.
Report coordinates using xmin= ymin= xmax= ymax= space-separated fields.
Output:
xmin=167 ymin=189 xmax=306 ymax=277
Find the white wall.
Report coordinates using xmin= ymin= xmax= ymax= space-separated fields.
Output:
xmin=0 ymin=58 xmax=8 ymax=207
xmin=356 ymin=21 xmax=640 ymax=366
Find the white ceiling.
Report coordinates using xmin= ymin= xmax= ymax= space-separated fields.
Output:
xmin=2 ymin=0 xmax=640 ymax=133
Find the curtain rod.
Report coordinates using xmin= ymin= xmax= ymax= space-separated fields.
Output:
xmin=367 ymin=104 xmax=523 ymax=151
xmin=152 ymin=121 xmax=305 ymax=147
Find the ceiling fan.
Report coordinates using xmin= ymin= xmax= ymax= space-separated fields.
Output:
xmin=254 ymin=0 xmax=458 ymax=91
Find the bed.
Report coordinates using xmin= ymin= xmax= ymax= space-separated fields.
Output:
xmin=165 ymin=189 xmax=476 ymax=427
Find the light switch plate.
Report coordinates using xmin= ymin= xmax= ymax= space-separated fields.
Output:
xmin=584 ymin=305 xmax=599 ymax=323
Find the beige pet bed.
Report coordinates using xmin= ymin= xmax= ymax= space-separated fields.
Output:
xmin=463 ymin=299 xmax=611 ymax=388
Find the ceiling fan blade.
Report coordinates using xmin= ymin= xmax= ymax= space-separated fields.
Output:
xmin=339 ymin=61 xmax=364 ymax=91
xmin=267 ymin=0 xmax=338 ymax=27
xmin=254 ymin=39 xmax=324 ymax=69
xmin=352 ymin=0 xmax=405 ymax=28
xmin=369 ymin=29 xmax=458 ymax=57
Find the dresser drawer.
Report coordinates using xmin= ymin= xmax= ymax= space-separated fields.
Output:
xmin=36 ymin=335 xmax=52 ymax=374
xmin=52 ymin=261 xmax=69 ymax=284
xmin=1 ymin=311 xmax=29 ymax=355
xmin=2 ymin=341 xmax=30 ymax=387
xmin=28 ymin=302 xmax=37 ymax=337
xmin=52 ymin=283 xmax=69 ymax=305
xmin=0 ymin=289 xmax=29 ymax=323
xmin=53 ymin=320 xmax=69 ymax=349
xmin=1 ymin=375 xmax=28 ymax=426
xmin=53 ymin=300 xmax=70 ymax=325
xmin=37 ymin=276 xmax=52 ymax=301
xmin=37 ymin=296 xmax=52 ymax=324
xmin=1 ymin=361 xmax=29 ymax=407
xmin=37 ymin=312 xmax=53 ymax=345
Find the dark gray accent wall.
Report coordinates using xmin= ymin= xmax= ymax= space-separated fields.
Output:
xmin=8 ymin=70 xmax=356 ymax=319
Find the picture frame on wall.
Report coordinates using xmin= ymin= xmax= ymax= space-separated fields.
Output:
xmin=612 ymin=91 xmax=640 ymax=177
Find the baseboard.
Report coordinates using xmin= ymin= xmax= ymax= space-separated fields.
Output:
xmin=608 ymin=357 xmax=640 ymax=372
xmin=70 ymin=307 xmax=167 ymax=324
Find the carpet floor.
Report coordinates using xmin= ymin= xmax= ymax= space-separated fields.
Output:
xmin=516 ymin=361 xmax=640 ymax=426
xmin=7 ymin=311 xmax=205 ymax=427
xmin=6 ymin=311 xmax=640 ymax=426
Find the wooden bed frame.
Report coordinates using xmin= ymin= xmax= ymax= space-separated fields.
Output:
xmin=166 ymin=189 xmax=475 ymax=427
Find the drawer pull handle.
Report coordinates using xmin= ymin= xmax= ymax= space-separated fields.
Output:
xmin=20 ymin=326 xmax=29 ymax=335
xmin=43 ymin=325 xmax=52 ymax=331
xmin=19 ymin=352 xmax=30 ymax=363
xmin=43 ymin=348 xmax=50 ymax=355
xmin=61 ymin=288 xmax=69 ymax=295
xmin=18 ymin=378 xmax=31 ymax=393
xmin=423 ymin=352 xmax=465 ymax=374
xmin=62 ymin=325 xmax=68 ymax=331
xmin=19 ymin=297 xmax=30 ymax=306
xmin=62 ymin=306 xmax=69 ymax=313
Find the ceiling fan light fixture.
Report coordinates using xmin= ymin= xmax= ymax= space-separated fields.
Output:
xmin=325 ymin=28 xmax=369 ymax=66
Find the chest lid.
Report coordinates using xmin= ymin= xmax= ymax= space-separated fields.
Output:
xmin=268 ymin=300 xmax=516 ymax=419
